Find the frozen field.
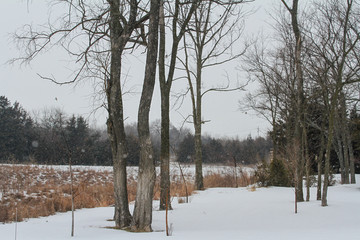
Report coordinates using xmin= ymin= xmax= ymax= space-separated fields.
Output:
xmin=1 ymin=174 xmax=359 ymax=240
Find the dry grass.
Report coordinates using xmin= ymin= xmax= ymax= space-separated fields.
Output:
xmin=0 ymin=164 xmax=254 ymax=223
xmin=203 ymin=168 xmax=255 ymax=188
xmin=0 ymin=165 xmax=114 ymax=223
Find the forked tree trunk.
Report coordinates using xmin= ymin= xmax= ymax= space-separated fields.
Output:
xmin=132 ymin=0 xmax=159 ymax=232
xmin=159 ymin=1 xmax=171 ymax=211
xmin=107 ymin=72 xmax=132 ymax=228
xmin=106 ymin=0 xmax=138 ymax=228
xmin=158 ymin=1 xmax=199 ymax=208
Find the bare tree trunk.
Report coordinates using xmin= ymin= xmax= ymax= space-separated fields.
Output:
xmin=340 ymin=93 xmax=350 ymax=184
xmin=316 ymin=156 xmax=322 ymax=200
xmin=194 ymin=120 xmax=204 ymax=190
xmin=333 ymin=125 xmax=346 ymax=184
xmin=317 ymin=130 xmax=326 ymax=201
xmin=132 ymin=0 xmax=159 ymax=232
xmin=346 ymin=123 xmax=356 ymax=184
xmin=322 ymin=139 xmax=332 ymax=207
xmin=178 ymin=162 xmax=189 ymax=203
xmin=322 ymin=92 xmax=339 ymax=206
xmin=159 ymin=94 xmax=172 ymax=210
xmin=165 ymin=188 xmax=170 ymax=236
xmin=281 ymin=0 xmax=304 ymax=203
xmin=158 ymin=0 xmax=198 ymax=210
xmin=180 ymin=0 xmax=245 ymax=190
xmin=158 ymin=0 xmax=172 ymax=211
xmin=233 ymin=156 xmax=238 ymax=188
xmin=106 ymin=0 xmax=138 ymax=228
xmin=194 ymin=49 xmax=204 ymax=190
xmin=304 ymin=127 xmax=310 ymax=202
xmin=69 ymin=156 xmax=75 ymax=237
xmin=342 ymin=131 xmax=350 ymax=184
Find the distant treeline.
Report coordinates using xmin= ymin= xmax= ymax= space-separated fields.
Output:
xmin=0 ymin=96 xmax=272 ymax=166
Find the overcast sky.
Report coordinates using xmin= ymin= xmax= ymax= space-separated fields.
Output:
xmin=0 ymin=0 xmax=279 ymax=139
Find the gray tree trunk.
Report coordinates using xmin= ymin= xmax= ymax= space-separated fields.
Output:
xmin=316 ymin=130 xmax=325 ymax=201
xmin=106 ymin=0 xmax=139 ymax=228
xmin=304 ymin=128 xmax=310 ymax=202
xmin=322 ymin=89 xmax=341 ymax=206
xmin=194 ymin=47 xmax=204 ymax=191
xmin=340 ymin=93 xmax=350 ymax=184
xmin=334 ymin=126 xmax=346 ymax=184
xmin=158 ymin=0 xmax=172 ymax=211
xmin=194 ymin=119 xmax=204 ymax=190
xmin=281 ymin=0 xmax=304 ymax=202
xmin=346 ymin=122 xmax=356 ymax=184
xmin=158 ymin=0 xmax=198 ymax=210
xmin=316 ymin=156 xmax=322 ymax=200
xmin=132 ymin=0 xmax=159 ymax=232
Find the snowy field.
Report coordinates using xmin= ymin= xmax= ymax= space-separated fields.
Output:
xmin=42 ymin=163 xmax=255 ymax=178
xmin=1 ymin=175 xmax=359 ymax=240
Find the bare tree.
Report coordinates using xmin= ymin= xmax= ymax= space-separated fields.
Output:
xmin=280 ymin=0 xmax=306 ymax=203
xmin=13 ymin=0 xmax=150 ymax=228
xmin=305 ymin=0 xmax=360 ymax=206
xmin=179 ymin=0 xmax=250 ymax=190
xmin=158 ymin=0 xmax=199 ymax=211
xmin=242 ymin=37 xmax=290 ymax=160
xmin=131 ymin=0 xmax=159 ymax=232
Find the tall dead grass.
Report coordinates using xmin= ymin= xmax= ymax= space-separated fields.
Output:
xmin=0 ymin=165 xmax=115 ymax=223
xmin=0 ymin=164 xmax=254 ymax=223
xmin=203 ymin=169 xmax=255 ymax=188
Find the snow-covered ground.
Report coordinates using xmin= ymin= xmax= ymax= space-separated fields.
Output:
xmin=1 ymin=175 xmax=359 ymax=240
xmin=3 ymin=163 xmax=254 ymax=181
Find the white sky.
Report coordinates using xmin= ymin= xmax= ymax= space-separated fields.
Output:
xmin=0 ymin=0 xmax=280 ymax=139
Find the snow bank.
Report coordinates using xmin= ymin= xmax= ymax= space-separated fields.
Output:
xmin=1 ymin=175 xmax=359 ymax=240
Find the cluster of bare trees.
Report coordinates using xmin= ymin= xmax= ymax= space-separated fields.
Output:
xmin=14 ymin=0 xmax=251 ymax=232
xmin=244 ymin=0 xmax=359 ymax=208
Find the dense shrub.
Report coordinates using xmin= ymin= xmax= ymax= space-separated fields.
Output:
xmin=255 ymin=159 xmax=291 ymax=187
xmin=269 ymin=158 xmax=291 ymax=187
xmin=254 ymin=161 xmax=270 ymax=187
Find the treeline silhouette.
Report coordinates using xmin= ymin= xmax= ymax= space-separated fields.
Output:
xmin=0 ymin=96 xmax=272 ymax=166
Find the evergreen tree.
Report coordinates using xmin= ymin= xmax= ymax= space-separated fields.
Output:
xmin=0 ymin=96 xmax=34 ymax=162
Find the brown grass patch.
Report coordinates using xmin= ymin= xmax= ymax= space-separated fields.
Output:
xmin=204 ymin=169 xmax=255 ymax=188
xmin=1 ymin=164 xmax=254 ymax=223
xmin=0 ymin=165 xmax=115 ymax=223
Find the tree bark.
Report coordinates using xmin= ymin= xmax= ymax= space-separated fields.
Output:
xmin=106 ymin=0 xmax=138 ymax=228
xmin=194 ymin=119 xmax=204 ymax=190
xmin=194 ymin=44 xmax=204 ymax=191
xmin=340 ymin=93 xmax=350 ymax=184
xmin=322 ymin=89 xmax=340 ymax=206
xmin=158 ymin=0 xmax=172 ymax=211
xmin=304 ymin=127 xmax=310 ymax=202
xmin=316 ymin=129 xmax=326 ymax=201
xmin=281 ymin=0 xmax=304 ymax=202
xmin=132 ymin=0 xmax=159 ymax=232
xmin=158 ymin=0 xmax=198 ymax=209
xmin=333 ymin=125 xmax=346 ymax=184
xmin=316 ymin=156 xmax=322 ymax=200
xmin=346 ymin=122 xmax=356 ymax=184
